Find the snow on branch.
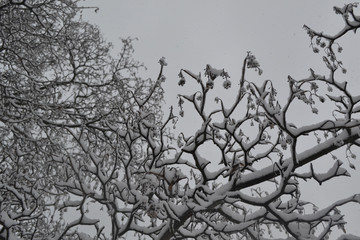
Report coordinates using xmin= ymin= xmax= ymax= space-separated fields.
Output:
xmin=1 ymin=1 xmax=360 ymax=240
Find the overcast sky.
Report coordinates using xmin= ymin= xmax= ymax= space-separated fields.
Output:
xmin=82 ymin=1 xmax=360 ymax=237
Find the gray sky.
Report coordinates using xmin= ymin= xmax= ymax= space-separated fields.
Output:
xmin=83 ymin=1 xmax=359 ymax=109
xmin=82 ymin=1 xmax=360 ymax=237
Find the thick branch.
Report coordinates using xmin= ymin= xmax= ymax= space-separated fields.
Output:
xmin=158 ymin=126 xmax=360 ymax=240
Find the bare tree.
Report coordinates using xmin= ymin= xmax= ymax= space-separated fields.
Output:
xmin=1 ymin=1 xmax=360 ymax=240
xmin=158 ymin=4 xmax=360 ymax=240
xmin=1 ymin=0 xmax=165 ymax=239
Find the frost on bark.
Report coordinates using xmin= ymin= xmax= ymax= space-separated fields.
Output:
xmin=1 ymin=1 xmax=360 ymax=240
